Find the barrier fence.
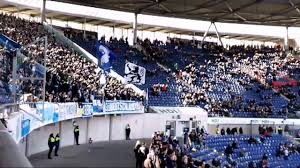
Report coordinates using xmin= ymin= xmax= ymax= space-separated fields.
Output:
xmin=7 ymin=100 xmax=144 ymax=143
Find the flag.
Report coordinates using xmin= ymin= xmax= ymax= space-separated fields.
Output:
xmin=96 ymin=41 xmax=116 ymax=72
xmin=0 ymin=34 xmax=21 ymax=52
xmin=124 ymin=62 xmax=146 ymax=85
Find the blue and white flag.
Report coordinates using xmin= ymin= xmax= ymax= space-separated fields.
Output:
xmin=0 ymin=33 xmax=21 ymax=52
xmin=96 ymin=41 xmax=116 ymax=72
xmin=124 ymin=62 xmax=146 ymax=85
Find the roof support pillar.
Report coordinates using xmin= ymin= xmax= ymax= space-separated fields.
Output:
xmin=193 ymin=32 xmax=196 ymax=45
xmin=112 ymin=25 xmax=115 ymax=38
xmin=83 ymin=17 xmax=86 ymax=39
xmin=133 ymin=13 xmax=138 ymax=45
xmin=213 ymin=22 xmax=224 ymax=47
xmin=40 ymin=0 xmax=46 ymax=23
xmin=201 ymin=22 xmax=212 ymax=45
xmin=284 ymin=26 xmax=289 ymax=51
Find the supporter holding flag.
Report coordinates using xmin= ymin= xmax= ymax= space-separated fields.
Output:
xmin=96 ymin=41 xmax=116 ymax=73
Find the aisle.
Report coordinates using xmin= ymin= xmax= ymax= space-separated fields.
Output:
xmin=29 ymin=139 xmax=150 ymax=168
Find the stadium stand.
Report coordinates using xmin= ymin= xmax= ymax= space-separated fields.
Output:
xmin=1 ymin=1 xmax=300 ymax=168
xmin=134 ymin=129 xmax=300 ymax=168
xmin=0 ymin=13 xmax=143 ymax=104
xmin=1 ymin=12 xmax=297 ymax=119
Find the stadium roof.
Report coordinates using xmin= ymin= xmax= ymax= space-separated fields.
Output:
xmin=0 ymin=0 xmax=288 ymax=43
xmin=52 ymin=0 xmax=300 ymax=27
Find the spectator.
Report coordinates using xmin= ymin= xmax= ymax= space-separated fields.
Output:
xmin=226 ymin=128 xmax=231 ymax=135
xmin=277 ymin=126 xmax=283 ymax=135
xmin=221 ymin=128 xmax=225 ymax=135
xmin=239 ymin=127 xmax=243 ymax=134
xmin=134 ymin=140 xmax=142 ymax=168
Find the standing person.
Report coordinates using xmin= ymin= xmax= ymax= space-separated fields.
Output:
xmin=200 ymin=126 xmax=206 ymax=135
xmin=239 ymin=127 xmax=243 ymax=135
xmin=215 ymin=125 xmax=220 ymax=135
xmin=48 ymin=134 xmax=55 ymax=159
xmin=54 ymin=134 xmax=60 ymax=156
xmin=221 ymin=128 xmax=225 ymax=136
xmin=74 ymin=125 xmax=80 ymax=145
xmin=88 ymin=138 xmax=93 ymax=152
xmin=134 ymin=140 xmax=142 ymax=168
xmin=226 ymin=128 xmax=231 ymax=135
xmin=278 ymin=126 xmax=283 ymax=135
xmin=125 ymin=124 xmax=131 ymax=140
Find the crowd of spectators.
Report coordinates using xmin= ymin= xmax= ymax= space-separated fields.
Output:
xmin=0 ymin=46 xmax=13 ymax=103
xmin=276 ymin=142 xmax=299 ymax=160
xmin=57 ymin=23 xmax=300 ymax=118
xmin=158 ymin=38 xmax=298 ymax=117
xmin=0 ymin=13 xmax=143 ymax=104
xmin=62 ymin=25 xmax=300 ymax=118
xmin=133 ymin=125 xmax=300 ymax=168
xmin=134 ymin=129 xmax=210 ymax=168
xmin=3 ymin=11 xmax=299 ymax=119
xmin=152 ymin=84 xmax=169 ymax=96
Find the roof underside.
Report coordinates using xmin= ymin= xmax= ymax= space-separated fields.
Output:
xmin=0 ymin=1 xmax=286 ymax=43
xmin=52 ymin=0 xmax=300 ymax=27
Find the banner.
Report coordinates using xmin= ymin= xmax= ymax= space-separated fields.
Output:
xmin=0 ymin=33 xmax=21 ymax=52
xmin=82 ymin=103 xmax=93 ymax=117
xmin=8 ymin=101 xmax=144 ymax=142
xmin=58 ymin=103 xmax=78 ymax=120
xmin=104 ymin=100 xmax=144 ymax=114
xmin=92 ymin=99 xmax=103 ymax=114
xmin=124 ymin=62 xmax=146 ymax=85
xmin=36 ymin=103 xmax=54 ymax=122
xmin=22 ymin=112 xmax=42 ymax=134
xmin=21 ymin=119 xmax=30 ymax=137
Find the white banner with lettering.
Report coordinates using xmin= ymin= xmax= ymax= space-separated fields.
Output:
xmin=103 ymin=100 xmax=144 ymax=114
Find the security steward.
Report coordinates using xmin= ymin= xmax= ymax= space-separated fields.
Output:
xmin=54 ymin=134 xmax=60 ymax=156
xmin=74 ymin=125 xmax=80 ymax=145
xmin=48 ymin=133 xmax=55 ymax=159
xmin=278 ymin=126 xmax=283 ymax=135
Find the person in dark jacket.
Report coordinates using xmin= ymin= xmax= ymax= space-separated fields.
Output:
xmin=48 ymin=134 xmax=55 ymax=159
xmin=165 ymin=149 xmax=176 ymax=168
xmin=125 ymin=124 xmax=131 ymax=140
xmin=212 ymin=158 xmax=221 ymax=167
xmin=239 ymin=127 xmax=243 ymax=134
xmin=74 ymin=125 xmax=80 ymax=145
xmin=225 ymin=144 xmax=233 ymax=156
xmin=231 ymin=128 xmax=237 ymax=135
xmin=54 ymin=134 xmax=60 ymax=156
xmin=134 ymin=141 xmax=142 ymax=168
xmin=221 ymin=128 xmax=226 ymax=135
xmin=226 ymin=128 xmax=231 ymax=135
xmin=258 ymin=125 xmax=263 ymax=135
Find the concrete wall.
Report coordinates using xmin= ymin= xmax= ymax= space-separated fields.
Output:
xmin=21 ymin=114 xmax=173 ymax=156
xmin=22 ymin=112 xmax=208 ymax=156
xmin=88 ymin=116 xmax=110 ymax=142
xmin=27 ymin=123 xmax=59 ymax=156
xmin=110 ymin=113 xmax=166 ymax=140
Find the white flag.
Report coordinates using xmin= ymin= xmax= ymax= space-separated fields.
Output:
xmin=124 ymin=62 xmax=146 ymax=85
